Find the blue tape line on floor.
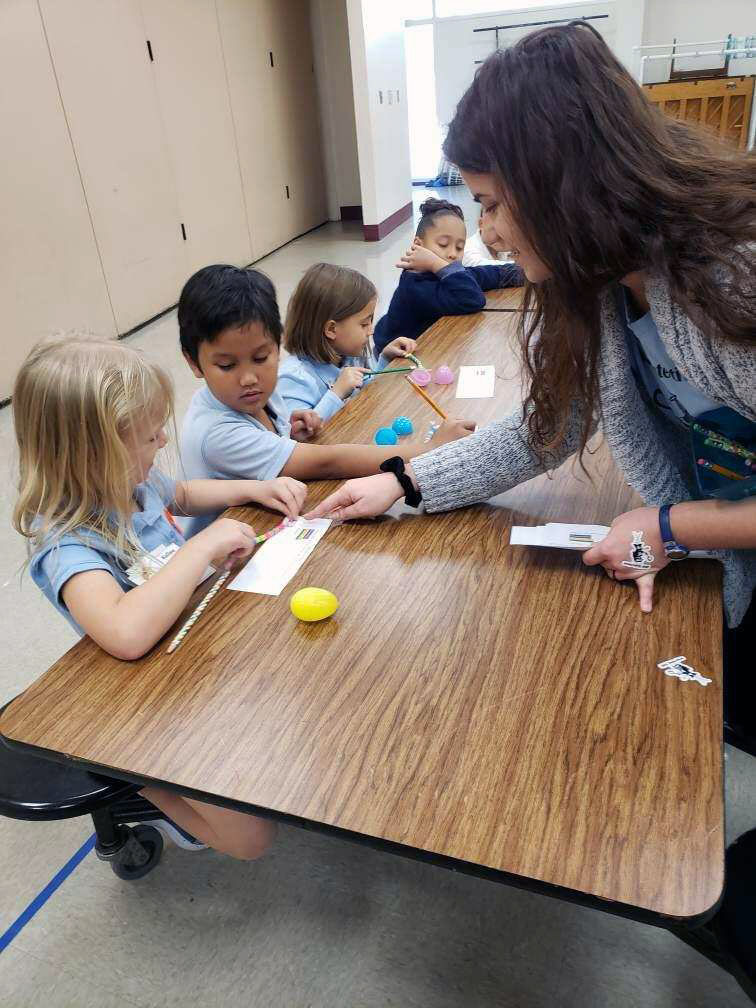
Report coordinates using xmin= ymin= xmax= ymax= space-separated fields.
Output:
xmin=0 ymin=833 xmax=96 ymax=954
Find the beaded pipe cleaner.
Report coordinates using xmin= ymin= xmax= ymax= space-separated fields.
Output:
xmin=166 ymin=519 xmax=293 ymax=654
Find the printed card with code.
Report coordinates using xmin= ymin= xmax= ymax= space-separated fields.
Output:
xmin=455 ymin=365 xmax=495 ymax=399
xmin=227 ymin=518 xmax=331 ymax=596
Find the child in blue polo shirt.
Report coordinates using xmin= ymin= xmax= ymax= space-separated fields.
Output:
xmin=373 ymin=197 xmax=524 ymax=355
xmin=178 ymin=265 xmax=475 ymax=533
xmin=278 ymin=263 xmax=416 ymax=421
xmin=13 ymin=335 xmax=307 ymax=860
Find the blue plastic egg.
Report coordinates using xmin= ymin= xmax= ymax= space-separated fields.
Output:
xmin=374 ymin=427 xmax=398 ymax=445
xmin=392 ymin=416 xmax=414 ymax=436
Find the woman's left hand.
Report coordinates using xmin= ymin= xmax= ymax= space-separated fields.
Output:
xmin=582 ymin=506 xmax=669 ymax=613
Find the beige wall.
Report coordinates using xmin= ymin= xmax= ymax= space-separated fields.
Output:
xmin=311 ymin=0 xmax=361 ymax=220
xmin=0 ymin=0 xmax=326 ymax=398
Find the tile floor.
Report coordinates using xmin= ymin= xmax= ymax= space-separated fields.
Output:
xmin=0 ymin=187 xmax=753 ymax=1007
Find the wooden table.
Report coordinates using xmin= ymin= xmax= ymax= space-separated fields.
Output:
xmin=0 ymin=305 xmax=724 ymax=925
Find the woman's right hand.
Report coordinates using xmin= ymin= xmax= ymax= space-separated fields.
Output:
xmin=428 ymin=418 xmax=477 ymax=448
xmin=305 ymin=473 xmax=404 ymax=521
xmin=191 ymin=517 xmax=258 ymax=570
xmin=333 ymin=366 xmax=368 ymax=400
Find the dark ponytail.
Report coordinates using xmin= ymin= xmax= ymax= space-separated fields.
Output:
xmin=416 ymin=198 xmax=464 ymax=238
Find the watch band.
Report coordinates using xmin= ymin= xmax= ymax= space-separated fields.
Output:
xmin=379 ymin=456 xmax=423 ymax=508
xmin=658 ymin=504 xmax=690 ymax=560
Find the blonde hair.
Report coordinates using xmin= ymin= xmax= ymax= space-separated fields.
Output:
xmin=13 ymin=335 xmax=174 ymax=564
xmin=284 ymin=263 xmax=377 ymax=365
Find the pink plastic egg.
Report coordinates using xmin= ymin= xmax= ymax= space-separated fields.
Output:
xmin=433 ymin=365 xmax=454 ymax=385
xmin=409 ymin=368 xmax=431 ymax=387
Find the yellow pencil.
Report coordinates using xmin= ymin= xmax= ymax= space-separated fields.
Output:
xmin=405 ymin=376 xmax=448 ymax=420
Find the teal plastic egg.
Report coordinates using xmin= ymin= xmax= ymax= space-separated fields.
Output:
xmin=290 ymin=587 xmax=339 ymax=622
xmin=374 ymin=427 xmax=398 ymax=445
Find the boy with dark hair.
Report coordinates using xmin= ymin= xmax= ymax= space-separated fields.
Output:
xmin=178 ymin=264 xmax=474 ymax=533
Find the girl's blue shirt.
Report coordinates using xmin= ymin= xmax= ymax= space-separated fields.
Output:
xmin=278 ymin=349 xmax=390 ymax=420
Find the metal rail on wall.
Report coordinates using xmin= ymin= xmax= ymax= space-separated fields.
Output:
xmin=473 ymin=12 xmax=609 ymax=56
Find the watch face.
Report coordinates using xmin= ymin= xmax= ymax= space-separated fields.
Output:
xmin=666 ymin=545 xmax=689 ymax=560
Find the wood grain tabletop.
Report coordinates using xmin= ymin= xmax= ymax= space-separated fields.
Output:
xmin=0 ymin=303 xmax=723 ymax=919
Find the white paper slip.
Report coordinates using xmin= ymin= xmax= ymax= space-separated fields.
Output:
xmin=228 ymin=518 xmax=331 ymax=596
xmin=510 ymin=522 xmax=714 ymax=557
xmin=456 ymin=365 xmax=495 ymax=399
xmin=510 ymin=523 xmax=610 ymax=550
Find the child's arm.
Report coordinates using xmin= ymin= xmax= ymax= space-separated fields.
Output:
xmin=466 ymin=263 xmax=525 ymax=291
xmin=279 ymin=419 xmax=475 ymax=481
xmin=173 ymin=478 xmax=307 ymax=519
xmin=396 ymin=246 xmax=486 ymax=315
xmin=278 ymin=368 xmax=345 ymax=422
xmin=62 ymin=519 xmax=258 ymax=660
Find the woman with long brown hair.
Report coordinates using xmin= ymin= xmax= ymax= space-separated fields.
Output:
xmin=310 ymin=23 xmax=755 ymax=744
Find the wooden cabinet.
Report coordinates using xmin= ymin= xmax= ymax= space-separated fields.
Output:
xmin=0 ymin=0 xmax=116 ymax=400
xmin=217 ymin=0 xmax=326 ymax=260
xmin=2 ymin=0 xmax=326 ymax=396
xmin=38 ymin=0 xmax=188 ymax=333
xmin=140 ymin=0 xmax=253 ymax=274
xmin=644 ymin=76 xmax=755 ymax=150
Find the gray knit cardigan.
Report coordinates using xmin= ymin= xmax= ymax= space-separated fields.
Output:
xmin=411 ymin=271 xmax=756 ymax=627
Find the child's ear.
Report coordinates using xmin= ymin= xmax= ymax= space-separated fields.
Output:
xmin=182 ymin=350 xmax=204 ymax=379
xmin=324 ymin=319 xmax=338 ymax=342
xmin=413 ymin=237 xmax=425 ymax=248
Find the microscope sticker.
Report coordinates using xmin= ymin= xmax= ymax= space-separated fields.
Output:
xmin=621 ymin=530 xmax=655 ymax=570
xmin=657 ymin=656 xmax=711 ymax=687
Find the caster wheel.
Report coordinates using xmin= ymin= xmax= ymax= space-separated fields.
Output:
xmin=110 ymin=824 xmax=164 ymax=881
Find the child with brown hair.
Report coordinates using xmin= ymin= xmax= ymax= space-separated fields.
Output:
xmin=279 ymin=262 xmax=416 ymax=420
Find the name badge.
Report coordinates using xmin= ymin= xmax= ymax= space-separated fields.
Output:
xmin=125 ymin=543 xmax=181 ymax=586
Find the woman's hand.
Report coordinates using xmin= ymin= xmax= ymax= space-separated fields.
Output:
xmin=427 ymin=418 xmax=477 ymax=448
xmin=582 ymin=506 xmax=669 ymax=613
xmin=305 ymin=472 xmax=404 ymax=521
xmin=382 ymin=337 xmax=417 ymax=360
xmin=247 ymin=477 xmax=307 ymax=518
xmin=290 ymin=409 xmax=323 ymax=441
xmin=396 ymin=240 xmax=448 ymax=274
xmin=332 ymin=366 xmax=369 ymax=400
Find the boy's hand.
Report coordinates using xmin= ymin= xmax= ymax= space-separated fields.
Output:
xmin=397 ymin=240 xmax=449 ymax=275
xmin=247 ymin=477 xmax=307 ymax=518
xmin=382 ymin=337 xmax=417 ymax=360
xmin=192 ymin=517 xmax=258 ymax=570
xmin=427 ymin=418 xmax=477 ymax=448
xmin=290 ymin=409 xmax=323 ymax=441
xmin=332 ymin=366 xmax=369 ymax=400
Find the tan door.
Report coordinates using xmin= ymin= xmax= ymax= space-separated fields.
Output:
xmin=217 ymin=0 xmax=292 ymax=260
xmin=140 ymin=0 xmax=253 ymax=275
xmin=39 ymin=0 xmax=187 ymax=332
xmin=644 ymin=76 xmax=755 ymax=150
xmin=0 ymin=0 xmax=116 ymax=400
xmin=277 ymin=0 xmax=327 ymax=237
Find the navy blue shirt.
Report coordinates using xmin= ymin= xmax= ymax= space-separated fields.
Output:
xmin=373 ymin=260 xmax=524 ymax=355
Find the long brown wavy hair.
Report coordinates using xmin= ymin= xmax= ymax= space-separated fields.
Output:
xmin=443 ymin=21 xmax=755 ymax=463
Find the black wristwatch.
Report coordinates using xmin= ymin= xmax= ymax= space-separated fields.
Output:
xmin=379 ymin=456 xmax=423 ymax=508
xmin=659 ymin=504 xmax=689 ymax=560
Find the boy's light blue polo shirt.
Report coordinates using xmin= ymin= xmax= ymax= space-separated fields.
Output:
xmin=30 ymin=471 xmax=182 ymax=635
xmin=278 ymin=350 xmax=389 ymax=421
xmin=179 ymin=384 xmax=295 ymax=535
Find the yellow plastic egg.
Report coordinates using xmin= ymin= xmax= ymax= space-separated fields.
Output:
xmin=290 ymin=587 xmax=339 ymax=623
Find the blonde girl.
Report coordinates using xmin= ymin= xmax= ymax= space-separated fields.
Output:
xmin=13 ymin=334 xmax=307 ymax=859
xmin=278 ymin=262 xmax=416 ymax=421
